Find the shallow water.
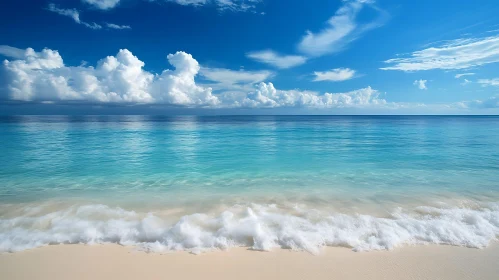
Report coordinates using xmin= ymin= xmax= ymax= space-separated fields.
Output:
xmin=1 ymin=115 xmax=498 ymax=253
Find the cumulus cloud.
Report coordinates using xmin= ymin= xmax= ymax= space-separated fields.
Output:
xmin=47 ymin=3 xmax=102 ymax=30
xmin=246 ymin=50 xmax=307 ymax=69
xmin=381 ymin=35 xmax=499 ymax=71
xmin=0 ymin=46 xmax=393 ymax=110
xmin=455 ymin=73 xmax=475 ymax=79
xmin=478 ymin=78 xmax=499 ymax=87
xmin=313 ymin=68 xmax=356 ymax=82
xmin=1 ymin=46 xmax=218 ymax=106
xmin=106 ymin=23 xmax=131 ymax=30
xmin=413 ymin=79 xmax=427 ymax=90
xmin=219 ymin=83 xmax=387 ymax=109
xmin=82 ymin=0 xmax=121 ymax=10
xmin=298 ymin=0 xmax=387 ymax=57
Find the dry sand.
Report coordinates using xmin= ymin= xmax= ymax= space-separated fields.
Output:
xmin=1 ymin=244 xmax=498 ymax=280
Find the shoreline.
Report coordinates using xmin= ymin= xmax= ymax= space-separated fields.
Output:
xmin=1 ymin=244 xmax=498 ymax=280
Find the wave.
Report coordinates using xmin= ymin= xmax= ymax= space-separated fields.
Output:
xmin=1 ymin=203 xmax=498 ymax=254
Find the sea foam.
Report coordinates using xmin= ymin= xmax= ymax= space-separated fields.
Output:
xmin=1 ymin=203 xmax=498 ymax=254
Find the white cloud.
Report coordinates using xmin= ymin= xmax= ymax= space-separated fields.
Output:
xmin=413 ymin=79 xmax=427 ymax=90
xmin=82 ymin=0 xmax=121 ymax=10
xmin=298 ymin=0 xmax=387 ymax=57
xmin=0 ymin=46 xmax=389 ymax=110
xmin=0 ymin=46 xmax=26 ymax=59
xmin=47 ymin=3 xmax=102 ymax=30
xmin=47 ymin=4 xmax=81 ymax=23
xmin=219 ymin=83 xmax=388 ymax=109
xmin=455 ymin=73 xmax=475 ymax=79
xmin=246 ymin=50 xmax=307 ymax=69
xmin=106 ymin=23 xmax=131 ymax=30
xmin=246 ymin=0 xmax=386 ymax=68
xmin=200 ymin=67 xmax=273 ymax=92
xmin=382 ymin=35 xmax=499 ymax=71
xmin=478 ymin=78 xmax=499 ymax=87
xmin=1 ymin=47 xmax=218 ymax=106
xmin=82 ymin=22 xmax=103 ymax=30
xmin=165 ymin=0 xmax=207 ymax=6
xmin=313 ymin=68 xmax=356 ymax=82
xmin=462 ymin=96 xmax=499 ymax=109
xmin=162 ymin=0 xmax=261 ymax=12
xmin=461 ymin=79 xmax=472 ymax=86
xmin=215 ymin=0 xmax=261 ymax=12
xmin=3 ymin=46 xmax=498 ymax=113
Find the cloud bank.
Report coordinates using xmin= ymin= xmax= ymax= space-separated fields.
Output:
xmin=0 ymin=46 xmax=392 ymax=110
xmin=1 ymin=46 xmax=498 ymax=112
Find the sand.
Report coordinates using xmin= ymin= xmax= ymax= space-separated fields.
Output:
xmin=1 ymin=244 xmax=498 ymax=280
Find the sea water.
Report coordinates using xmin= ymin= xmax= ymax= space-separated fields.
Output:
xmin=0 ymin=115 xmax=498 ymax=253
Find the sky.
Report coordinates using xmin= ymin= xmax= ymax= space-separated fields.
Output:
xmin=1 ymin=0 xmax=499 ymax=115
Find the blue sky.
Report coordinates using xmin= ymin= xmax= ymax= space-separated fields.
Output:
xmin=1 ymin=0 xmax=499 ymax=114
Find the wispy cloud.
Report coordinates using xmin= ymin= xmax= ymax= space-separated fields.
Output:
xmin=82 ymin=22 xmax=103 ymax=30
xmin=478 ymin=78 xmax=499 ymax=87
xmin=82 ymin=0 xmax=121 ymax=10
xmin=246 ymin=50 xmax=307 ymax=69
xmin=313 ymin=68 xmax=356 ymax=82
xmin=47 ymin=4 xmax=81 ymax=23
xmin=47 ymin=3 xmax=133 ymax=30
xmin=200 ymin=67 xmax=273 ymax=92
xmin=47 ymin=3 xmax=102 ymax=29
xmin=455 ymin=73 xmax=475 ymax=79
xmin=413 ymin=79 xmax=428 ymax=90
xmin=381 ymin=35 xmax=499 ymax=71
xmin=298 ymin=0 xmax=388 ymax=57
xmin=461 ymin=79 xmax=472 ymax=86
xmin=160 ymin=0 xmax=262 ymax=12
xmin=247 ymin=0 xmax=387 ymax=69
xmin=0 ymin=45 xmax=26 ymax=59
xmin=106 ymin=23 xmax=131 ymax=30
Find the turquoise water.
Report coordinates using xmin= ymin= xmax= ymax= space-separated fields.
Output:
xmin=1 ymin=116 xmax=499 ymax=253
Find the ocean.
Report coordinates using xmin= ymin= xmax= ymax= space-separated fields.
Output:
xmin=1 ymin=115 xmax=498 ymax=253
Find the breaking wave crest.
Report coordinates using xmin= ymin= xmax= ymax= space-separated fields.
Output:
xmin=1 ymin=203 xmax=498 ymax=254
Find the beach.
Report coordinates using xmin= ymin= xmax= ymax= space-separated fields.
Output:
xmin=1 ymin=244 xmax=498 ymax=280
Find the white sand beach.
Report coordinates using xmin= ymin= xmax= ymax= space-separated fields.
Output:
xmin=1 ymin=244 xmax=498 ymax=280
